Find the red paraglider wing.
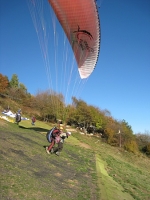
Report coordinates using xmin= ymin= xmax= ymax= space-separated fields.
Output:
xmin=48 ymin=0 xmax=100 ymax=79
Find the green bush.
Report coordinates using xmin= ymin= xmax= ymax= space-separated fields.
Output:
xmin=124 ymin=140 xmax=139 ymax=154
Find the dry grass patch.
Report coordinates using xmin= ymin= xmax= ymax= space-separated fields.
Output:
xmin=0 ymin=118 xmax=8 ymax=127
xmin=79 ymin=142 xmax=91 ymax=149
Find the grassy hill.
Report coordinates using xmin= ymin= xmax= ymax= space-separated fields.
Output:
xmin=0 ymin=119 xmax=150 ymax=200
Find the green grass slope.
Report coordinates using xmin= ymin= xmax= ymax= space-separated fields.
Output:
xmin=0 ymin=119 xmax=150 ymax=200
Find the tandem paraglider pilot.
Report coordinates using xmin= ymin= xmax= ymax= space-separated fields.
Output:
xmin=46 ymin=127 xmax=61 ymax=154
xmin=46 ymin=127 xmax=71 ymax=156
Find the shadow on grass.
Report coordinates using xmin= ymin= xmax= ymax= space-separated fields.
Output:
xmin=19 ymin=125 xmax=49 ymax=133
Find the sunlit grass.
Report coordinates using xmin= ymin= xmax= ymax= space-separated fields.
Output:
xmin=0 ymin=119 xmax=150 ymax=200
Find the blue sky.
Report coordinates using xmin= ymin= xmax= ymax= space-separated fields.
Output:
xmin=0 ymin=0 xmax=150 ymax=134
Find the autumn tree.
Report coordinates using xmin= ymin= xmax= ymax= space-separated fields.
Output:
xmin=72 ymin=97 xmax=92 ymax=127
xmin=7 ymin=74 xmax=20 ymax=100
xmin=5 ymin=74 xmax=30 ymax=103
xmin=143 ymin=143 xmax=150 ymax=156
xmin=88 ymin=105 xmax=106 ymax=133
xmin=65 ymin=104 xmax=77 ymax=126
xmin=120 ymin=120 xmax=139 ymax=153
xmin=0 ymin=73 xmax=9 ymax=94
xmin=104 ymin=117 xmax=120 ymax=145
xmin=124 ymin=140 xmax=139 ymax=153
xmin=34 ymin=90 xmax=65 ymax=122
xmin=136 ymin=131 xmax=150 ymax=155
xmin=9 ymin=74 xmax=19 ymax=88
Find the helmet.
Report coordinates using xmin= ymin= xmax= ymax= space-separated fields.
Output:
xmin=67 ymin=132 xmax=71 ymax=135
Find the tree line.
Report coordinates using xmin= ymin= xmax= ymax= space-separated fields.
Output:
xmin=0 ymin=73 xmax=150 ymax=156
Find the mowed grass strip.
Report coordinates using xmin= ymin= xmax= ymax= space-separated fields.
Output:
xmin=72 ymin=132 xmax=150 ymax=200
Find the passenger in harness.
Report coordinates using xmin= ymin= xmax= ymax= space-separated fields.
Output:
xmin=51 ymin=131 xmax=71 ymax=156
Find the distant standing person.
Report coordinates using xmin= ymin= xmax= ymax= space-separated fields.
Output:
xmin=16 ymin=112 xmax=21 ymax=125
xmin=58 ymin=121 xmax=66 ymax=132
xmin=31 ymin=116 xmax=36 ymax=125
xmin=18 ymin=109 xmax=22 ymax=114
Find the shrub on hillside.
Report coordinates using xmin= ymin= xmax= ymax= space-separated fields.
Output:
xmin=124 ymin=140 xmax=139 ymax=154
xmin=142 ymin=142 xmax=150 ymax=157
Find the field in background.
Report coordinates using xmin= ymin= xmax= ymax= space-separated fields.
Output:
xmin=0 ymin=119 xmax=150 ymax=200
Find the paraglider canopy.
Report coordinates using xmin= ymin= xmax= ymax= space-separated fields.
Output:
xmin=48 ymin=0 xmax=101 ymax=79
